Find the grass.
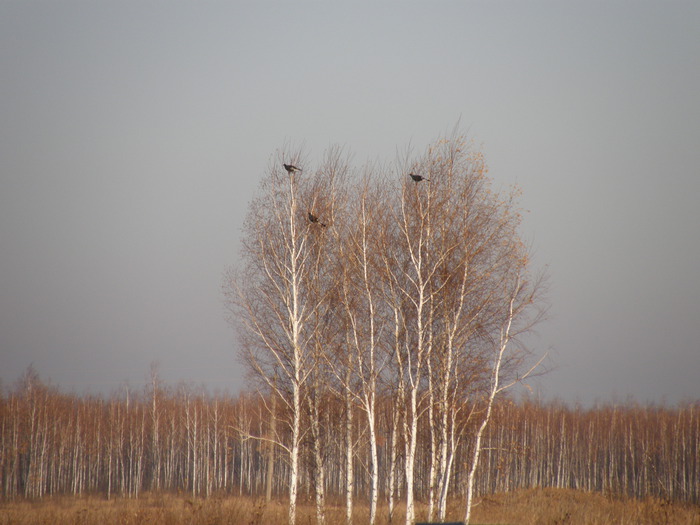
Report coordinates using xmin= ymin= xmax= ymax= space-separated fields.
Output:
xmin=0 ymin=488 xmax=698 ymax=524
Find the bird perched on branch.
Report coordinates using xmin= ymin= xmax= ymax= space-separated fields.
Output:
xmin=409 ymin=173 xmax=430 ymax=182
xmin=284 ymin=163 xmax=301 ymax=174
xmin=308 ymin=212 xmax=326 ymax=227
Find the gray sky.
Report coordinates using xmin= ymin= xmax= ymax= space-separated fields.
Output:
xmin=1 ymin=1 xmax=698 ymax=404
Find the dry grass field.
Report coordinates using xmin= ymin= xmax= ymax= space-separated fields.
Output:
xmin=1 ymin=488 xmax=698 ymax=525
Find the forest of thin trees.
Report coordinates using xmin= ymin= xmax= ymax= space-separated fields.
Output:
xmin=1 ymin=368 xmax=698 ymax=508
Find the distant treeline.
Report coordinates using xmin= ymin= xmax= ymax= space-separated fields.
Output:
xmin=1 ymin=368 xmax=698 ymax=504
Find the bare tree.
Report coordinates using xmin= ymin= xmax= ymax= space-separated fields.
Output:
xmin=224 ymin=147 xmax=347 ymax=525
xmin=301 ymin=147 xmax=349 ymax=525
xmin=225 ymin=136 xmax=546 ymax=524
xmin=463 ymin=268 xmax=546 ymax=523
xmin=225 ymin=148 xmax=314 ymax=525
xmin=374 ymin=135 xmax=546 ymax=524
xmin=334 ymin=168 xmax=390 ymax=525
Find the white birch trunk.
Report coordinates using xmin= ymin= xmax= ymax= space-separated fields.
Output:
xmin=345 ymin=380 xmax=354 ymax=525
xmin=367 ymin=401 xmax=379 ymax=525
xmin=427 ymin=365 xmax=438 ymax=522
xmin=464 ymin=278 xmax=519 ymax=524
xmin=288 ymin=172 xmax=302 ymax=525
xmin=387 ymin=394 xmax=399 ymax=523
xmin=404 ymin=384 xmax=419 ymax=525
xmin=289 ymin=379 xmax=300 ymax=525
xmin=437 ymin=406 xmax=458 ymax=520
xmin=310 ymin=390 xmax=326 ymax=525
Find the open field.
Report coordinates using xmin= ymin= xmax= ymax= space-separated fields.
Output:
xmin=1 ymin=488 xmax=698 ymax=525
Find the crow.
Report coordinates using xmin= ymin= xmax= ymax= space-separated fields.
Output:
xmin=284 ymin=163 xmax=301 ymax=174
xmin=409 ymin=173 xmax=430 ymax=182
xmin=308 ymin=212 xmax=326 ymax=227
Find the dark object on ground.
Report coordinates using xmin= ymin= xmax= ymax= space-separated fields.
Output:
xmin=416 ymin=522 xmax=465 ymax=525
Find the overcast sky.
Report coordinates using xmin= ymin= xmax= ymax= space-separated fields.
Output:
xmin=1 ymin=1 xmax=698 ymax=404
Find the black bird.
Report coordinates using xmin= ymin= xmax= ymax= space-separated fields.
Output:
xmin=409 ymin=173 xmax=430 ymax=182
xmin=308 ymin=212 xmax=327 ymax=227
xmin=284 ymin=163 xmax=301 ymax=174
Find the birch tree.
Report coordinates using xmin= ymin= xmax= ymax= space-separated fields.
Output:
xmin=379 ymin=136 xmax=545 ymax=524
xmin=335 ymin=168 xmax=390 ymax=525
xmin=385 ymin=169 xmax=437 ymax=525
xmin=225 ymin=147 xmax=347 ymax=525
xmin=463 ymin=264 xmax=546 ymax=523
xmin=225 ymin=135 xmax=546 ymax=524
xmin=301 ymin=147 xmax=348 ymax=525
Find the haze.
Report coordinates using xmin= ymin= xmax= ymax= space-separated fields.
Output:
xmin=1 ymin=1 xmax=698 ymax=404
